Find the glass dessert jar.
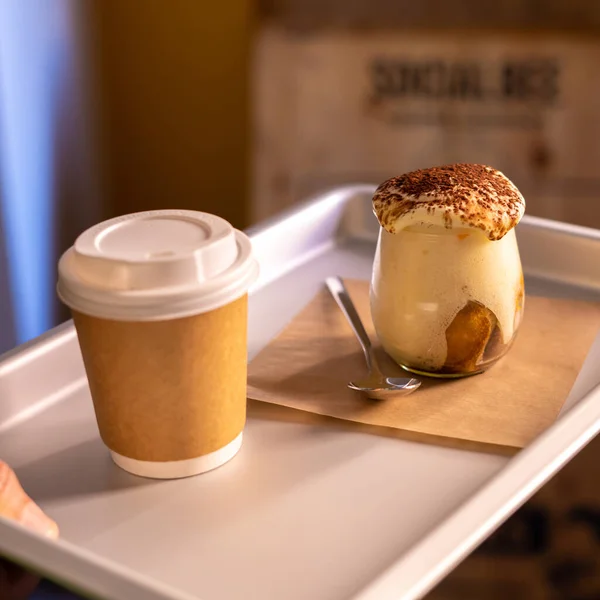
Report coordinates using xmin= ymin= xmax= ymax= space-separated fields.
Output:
xmin=370 ymin=164 xmax=525 ymax=378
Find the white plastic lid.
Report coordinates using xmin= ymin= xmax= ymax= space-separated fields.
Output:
xmin=57 ymin=210 xmax=259 ymax=321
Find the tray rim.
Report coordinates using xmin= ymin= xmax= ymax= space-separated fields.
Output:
xmin=1 ymin=185 xmax=600 ymax=600
xmin=0 ymin=514 xmax=200 ymax=600
xmin=354 ymin=380 xmax=600 ymax=599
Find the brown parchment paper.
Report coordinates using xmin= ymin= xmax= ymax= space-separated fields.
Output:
xmin=247 ymin=280 xmax=600 ymax=453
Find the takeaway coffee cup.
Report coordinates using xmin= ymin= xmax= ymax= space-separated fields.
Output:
xmin=57 ymin=210 xmax=259 ymax=479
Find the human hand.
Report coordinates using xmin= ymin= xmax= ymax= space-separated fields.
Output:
xmin=0 ymin=460 xmax=59 ymax=599
xmin=0 ymin=460 xmax=58 ymax=538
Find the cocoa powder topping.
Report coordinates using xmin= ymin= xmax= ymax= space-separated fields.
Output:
xmin=373 ymin=164 xmax=525 ymax=240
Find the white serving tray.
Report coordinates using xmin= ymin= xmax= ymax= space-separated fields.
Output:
xmin=1 ymin=185 xmax=600 ymax=600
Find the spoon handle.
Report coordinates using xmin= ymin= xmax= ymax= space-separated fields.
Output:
xmin=325 ymin=277 xmax=377 ymax=372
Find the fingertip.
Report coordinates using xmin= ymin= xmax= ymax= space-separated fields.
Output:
xmin=44 ymin=520 xmax=59 ymax=540
xmin=20 ymin=502 xmax=59 ymax=540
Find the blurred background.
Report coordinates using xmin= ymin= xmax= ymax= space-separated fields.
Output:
xmin=1 ymin=1 xmax=600 ymax=597
xmin=3 ymin=0 xmax=600 ymax=353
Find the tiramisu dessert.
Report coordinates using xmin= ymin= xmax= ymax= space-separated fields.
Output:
xmin=370 ymin=164 xmax=525 ymax=377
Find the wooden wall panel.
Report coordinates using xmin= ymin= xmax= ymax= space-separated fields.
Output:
xmin=252 ymin=26 xmax=600 ymax=228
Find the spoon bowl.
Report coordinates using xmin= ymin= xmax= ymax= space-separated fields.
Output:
xmin=348 ymin=375 xmax=421 ymax=399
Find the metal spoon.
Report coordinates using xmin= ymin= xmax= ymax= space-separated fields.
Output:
xmin=325 ymin=277 xmax=421 ymax=399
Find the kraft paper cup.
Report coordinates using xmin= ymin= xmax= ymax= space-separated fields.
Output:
xmin=57 ymin=210 xmax=259 ymax=479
